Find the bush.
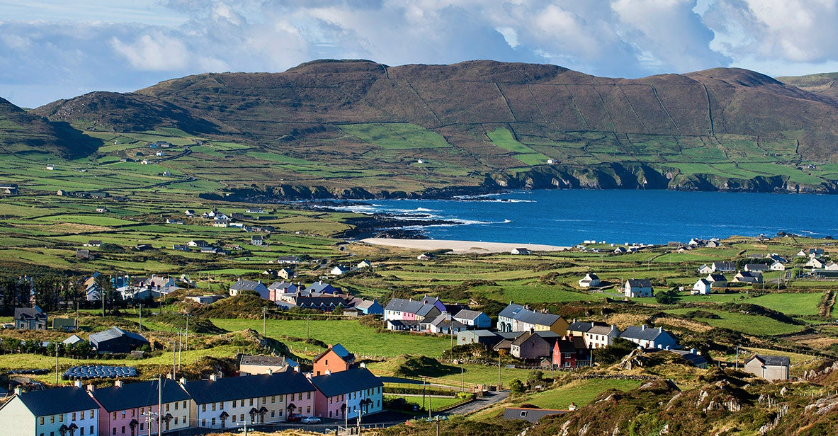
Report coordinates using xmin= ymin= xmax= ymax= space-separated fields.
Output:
xmin=509 ymin=379 xmax=526 ymax=395
xmin=592 ymin=338 xmax=637 ymax=365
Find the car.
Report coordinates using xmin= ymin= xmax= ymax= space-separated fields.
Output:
xmin=286 ymin=414 xmax=303 ymax=422
xmin=301 ymin=416 xmax=321 ymax=424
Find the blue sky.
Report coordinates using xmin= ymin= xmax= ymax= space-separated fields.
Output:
xmin=2 ymin=0 xmax=838 ymax=108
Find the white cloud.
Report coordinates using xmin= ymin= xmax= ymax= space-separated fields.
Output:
xmin=110 ymin=32 xmax=190 ymax=71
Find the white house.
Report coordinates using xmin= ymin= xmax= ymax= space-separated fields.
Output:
xmin=330 ymin=265 xmax=349 ymax=276
xmin=697 ymin=264 xmax=714 ymax=274
xmin=229 ymin=279 xmax=269 ymax=299
xmin=0 ymin=384 xmax=99 ymax=436
xmin=578 ymin=273 xmax=600 ymax=288
xmin=624 ymin=279 xmax=653 ymax=298
xmin=807 ymin=258 xmax=826 ymax=269
xmin=510 ymin=247 xmax=531 ymax=255
xmin=770 ymin=262 xmax=786 ymax=271
xmin=619 ymin=325 xmax=677 ymax=349
xmin=452 ymin=309 xmax=492 ymax=329
xmin=692 ymin=279 xmax=712 ymax=295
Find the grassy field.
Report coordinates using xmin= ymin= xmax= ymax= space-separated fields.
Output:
xmin=665 ymin=308 xmax=806 ymax=336
xmin=522 ymin=378 xmax=642 ymax=409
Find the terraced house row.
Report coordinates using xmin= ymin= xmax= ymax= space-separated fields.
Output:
xmin=0 ymin=367 xmax=383 ymax=436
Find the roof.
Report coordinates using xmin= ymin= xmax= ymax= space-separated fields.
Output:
xmin=567 ymin=321 xmax=593 ymax=333
xmin=240 ymin=355 xmax=296 ymax=367
xmin=91 ymin=379 xmax=190 ymax=411
xmin=669 ymin=350 xmax=708 ymax=367
xmin=453 ymin=309 xmax=485 ymax=321
xmin=231 ymin=279 xmax=265 ymax=291
xmin=514 ymin=309 xmax=561 ymax=327
xmin=304 ymin=282 xmax=340 ymax=294
xmin=385 ymin=298 xmax=431 ymax=315
xmin=708 ymin=274 xmax=727 ymax=281
xmin=627 ymin=279 xmax=653 ymax=288
xmin=511 ymin=331 xmax=546 ymax=347
xmin=748 ymin=354 xmax=790 ymax=367
xmin=267 ymin=281 xmax=296 ymax=291
xmin=330 ymin=344 xmax=352 ymax=360
xmin=309 ymin=367 xmax=382 ymax=397
xmin=463 ymin=330 xmax=499 ymax=338
xmin=183 ymin=372 xmax=314 ymax=404
xmin=619 ymin=326 xmax=669 ymax=342
xmin=588 ymin=324 xmax=618 ymax=335
xmin=14 ymin=306 xmax=46 ymax=320
xmin=498 ymin=303 xmax=525 ymax=319
xmin=89 ymin=327 xmax=148 ymax=345
xmin=503 ymin=408 xmax=566 ymax=423
xmin=63 ymin=334 xmax=85 ymax=345
xmin=13 ymin=386 xmax=100 ymax=416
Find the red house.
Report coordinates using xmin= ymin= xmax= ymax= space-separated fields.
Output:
xmin=551 ymin=336 xmax=590 ymax=369
xmin=313 ymin=344 xmax=355 ymax=376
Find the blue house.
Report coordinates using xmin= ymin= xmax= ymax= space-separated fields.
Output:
xmin=354 ymin=299 xmax=383 ymax=315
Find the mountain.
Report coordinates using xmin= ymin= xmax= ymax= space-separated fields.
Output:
xmin=22 ymin=60 xmax=838 ymax=197
xmin=0 ymin=97 xmax=99 ymax=158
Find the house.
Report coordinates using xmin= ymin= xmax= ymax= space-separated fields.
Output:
xmin=766 ymin=253 xmax=788 ymax=263
xmin=497 ymin=302 xmax=525 ymax=332
xmin=95 ymin=207 xmax=108 ymax=213
xmin=85 ymin=240 xmax=102 ymax=247
xmin=173 ymin=244 xmax=191 ymax=252
xmin=200 ymin=247 xmax=219 ymax=254
xmin=692 ymin=279 xmax=712 ymax=295
xmin=806 ymin=258 xmax=826 ymax=269
xmin=770 ymin=261 xmax=786 ymax=271
xmin=417 ymin=254 xmax=433 ymax=261
xmin=309 ymin=367 xmax=383 ymax=420
xmin=384 ymin=296 xmax=444 ymax=324
xmin=452 ymin=310 xmax=491 ymax=329
xmin=184 ymin=295 xmax=224 ymax=305
xmin=0 ymin=385 xmax=99 ymax=436
xmin=512 ymin=309 xmax=569 ymax=335
xmin=353 ymin=299 xmax=383 ymax=316
xmin=184 ymin=210 xmax=195 ymax=216
xmin=733 ymin=271 xmax=763 ymax=284
xmin=181 ymin=372 xmax=316 ymax=429
xmin=457 ymin=330 xmax=502 ymax=347
xmin=89 ymin=327 xmax=149 ymax=353
xmin=239 ymin=355 xmax=299 ymax=375
xmin=187 ymin=240 xmax=209 ymax=248
xmin=745 ymin=264 xmax=769 ymax=273
xmin=706 ymin=273 xmax=728 ymax=288
xmin=385 ymin=319 xmax=420 ymax=331
xmin=510 ymin=247 xmax=531 ymax=255
xmin=14 ymin=307 xmax=47 ymax=330
xmin=503 ymin=408 xmax=567 ymax=423
xmin=743 ymin=354 xmax=790 ymax=381
xmin=825 ymin=262 xmax=838 ymax=271
xmin=551 ymin=336 xmax=590 ymax=368
xmin=669 ymin=349 xmax=708 ymax=369
xmin=578 ymin=273 xmax=600 ymax=288
xmin=712 ymin=262 xmax=736 ymax=273
xmin=277 ymin=268 xmax=295 ymax=280
xmin=76 ymin=249 xmax=93 ymax=260
xmin=566 ymin=321 xmax=620 ymax=349
xmin=247 ymin=208 xmax=266 ymax=214
xmin=267 ymin=281 xmax=298 ymax=302
xmin=229 ymin=279 xmax=269 ymax=299
xmin=624 ymin=279 xmax=654 ymax=298
xmin=293 ymin=296 xmax=347 ymax=312
xmin=313 ymin=344 xmax=355 ymax=376
xmin=808 ymin=248 xmax=825 ymax=258
xmin=697 ymin=264 xmax=714 ymax=274
xmin=251 ymin=235 xmax=264 ymax=246
xmin=275 ymin=256 xmax=300 ymax=265
xmin=356 ymin=260 xmax=372 ymax=269
xmin=428 ymin=313 xmax=466 ymax=334
xmin=619 ymin=325 xmax=677 ymax=349
xmin=0 ymin=184 xmax=18 ymax=195
xmin=63 ymin=334 xmax=85 ymax=346
xmin=88 ymin=378 xmax=191 ymax=436
xmin=510 ymin=331 xmax=551 ymax=360
xmin=330 ymin=266 xmax=349 ymax=276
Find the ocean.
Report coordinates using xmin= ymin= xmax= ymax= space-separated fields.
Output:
xmin=330 ymin=190 xmax=838 ymax=246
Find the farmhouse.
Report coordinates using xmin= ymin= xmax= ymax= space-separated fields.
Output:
xmin=624 ymin=279 xmax=654 ymax=298
xmin=14 ymin=306 xmax=47 ymax=330
xmin=511 ymin=247 xmax=531 ymax=255
xmin=578 ymin=273 xmax=600 ymax=288
xmin=510 ymin=330 xmax=551 ymax=360
xmin=712 ymin=262 xmax=736 ymax=273
xmin=692 ymin=279 xmax=712 ymax=295
xmin=745 ymin=264 xmax=769 ymax=273
xmin=770 ymin=261 xmax=786 ymax=271
xmin=733 ymin=271 xmax=763 ymax=284
xmin=567 ymin=321 xmax=621 ymax=349
xmin=743 ymin=354 xmax=790 ymax=381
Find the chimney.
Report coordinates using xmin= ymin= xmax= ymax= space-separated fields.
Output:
xmin=294 ymin=366 xmax=301 ymax=373
xmin=690 ymin=348 xmax=696 ymax=354
xmin=86 ymin=384 xmax=95 ymax=393
xmin=658 ymin=326 xmax=663 ymax=332
xmin=572 ymin=319 xmax=577 ymax=324
xmin=114 ymin=380 xmax=123 ymax=388
xmin=267 ymin=369 xmax=273 ymax=376
xmin=14 ymin=387 xmax=24 ymax=396
xmin=325 ymin=370 xmax=331 ymax=375
xmin=73 ymin=380 xmax=82 ymax=388
xmin=179 ymin=377 xmax=187 ymax=385
xmin=209 ymin=374 xmax=217 ymax=382
xmin=641 ymin=325 xmax=646 ymax=330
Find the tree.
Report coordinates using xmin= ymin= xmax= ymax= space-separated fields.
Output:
xmin=655 ymin=288 xmax=679 ymax=304
xmin=509 ymin=379 xmax=526 ymax=395
xmin=592 ymin=338 xmax=637 ymax=365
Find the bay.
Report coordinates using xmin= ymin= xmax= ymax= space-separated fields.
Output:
xmin=336 ymin=190 xmax=838 ymax=246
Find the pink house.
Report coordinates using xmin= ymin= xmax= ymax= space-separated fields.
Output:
xmin=88 ymin=378 xmax=191 ymax=436
xmin=309 ymin=367 xmax=383 ymax=420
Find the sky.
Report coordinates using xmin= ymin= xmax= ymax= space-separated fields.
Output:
xmin=2 ymin=0 xmax=838 ymax=108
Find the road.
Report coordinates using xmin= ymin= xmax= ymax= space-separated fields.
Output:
xmin=444 ymin=390 xmax=509 ymax=415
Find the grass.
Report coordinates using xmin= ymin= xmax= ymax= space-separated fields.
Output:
xmin=665 ymin=308 xmax=806 ymax=336
xmin=523 ymin=378 xmax=642 ymax=409
xmin=340 ymin=123 xmax=451 ymax=150
xmin=211 ymin=319 xmax=451 ymax=358
xmin=384 ymin=394 xmax=463 ymax=412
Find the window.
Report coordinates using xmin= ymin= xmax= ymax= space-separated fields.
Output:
xmin=520 ymin=411 xmax=528 ymax=417
xmin=165 ymin=404 xmax=169 ymax=412
xmin=212 ymin=403 xmax=216 ymax=411
xmin=80 ymin=428 xmax=84 ymax=436
xmin=40 ymin=417 xmax=44 ymax=425
xmin=140 ymin=424 xmax=143 ymax=431
xmin=271 ymin=411 xmax=275 ymax=418
xmin=307 ymin=392 xmax=311 ymax=400
xmin=202 ymin=419 xmax=206 ymax=427
xmin=175 ymin=402 xmax=178 ymax=410
xmin=279 ymin=395 xmax=284 ymax=402
xmin=112 ymin=428 xmax=116 ymax=435
xmin=51 ymin=416 xmax=55 ymax=424
xmin=121 ymin=426 xmax=125 ymax=434
xmin=90 ymin=426 xmax=94 ymax=435
xmin=174 ymin=417 xmax=178 ymax=425
xmin=131 ymin=409 xmax=135 ymax=417
xmin=121 ymin=411 xmax=126 ymax=419
xmin=306 ymin=406 xmax=310 ymax=414
xmin=240 ymin=414 xmax=244 ymax=422
xmin=90 ymin=410 xmax=95 ymax=419
xmin=211 ymin=418 xmax=216 ymax=426
xmin=249 ymin=398 xmax=253 ymax=406
xmin=271 ymin=396 xmax=275 ymax=404
xmin=232 ymin=415 xmax=236 ymax=423
xmin=72 ymin=412 xmax=76 ymax=421
xmin=112 ymin=412 xmax=116 ymax=420
xmin=183 ymin=401 xmax=187 ymax=409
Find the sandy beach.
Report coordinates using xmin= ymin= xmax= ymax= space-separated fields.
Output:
xmin=360 ymin=238 xmax=569 ymax=253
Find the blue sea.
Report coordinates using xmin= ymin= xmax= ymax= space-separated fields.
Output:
xmin=332 ymin=190 xmax=838 ymax=246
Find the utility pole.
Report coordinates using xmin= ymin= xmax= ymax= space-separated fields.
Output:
xmin=735 ymin=345 xmax=740 ymax=370
xmin=172 ymin=340 xmax=176 ymax=380
xmin=185 ymin=314 xmax=189 ymax=351
xmin=263 ymin=307 xmax=267 ymax=336
xmin=498 ymin=354 xmax=502 ymax=389
xmin=55 ymin=343 xmax=59 ymax=385
xmin=178 ymin=329 xmax=182 ymax=372
xmin=138 ymin=303 xmax=142 ymax=332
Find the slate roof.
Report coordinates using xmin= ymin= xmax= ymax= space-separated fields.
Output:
xmin=748 ymin=354 xmax=791 ymax=367
xmin=13 ymin=386 xmax=100 ymax=416
xmin=309 ymin=367 xmax=382 ymax=397
xmin=453 ymin=309 xmax=485 ymax=321
xmin=745 ymin=264 xmax=769 ymax=271
xmin=707 ymin=274 xmax=727 ymax=282
xmin=384 ymin=298 xmax=423 ymax=313
xmin=415 ymin=302 xmax=440 ymax=318
xmin=498 ymin=303 xmax=525 ymax=319
xmin=89 ymin=327 xmax=148 ymax=346
xmin=669 ymin=350 xmax=708 ymax=367
xmin=386 ymin=320 xmax=419 ymax=328
xmin=626 ymin=279 xmax=652 ymax=288
xmin=230 ymin=279 xmax=264 ymax=291
xmin=330 ymin=344 xmax=352 ymax=360
xmin=304 ymin=282 xmax=340 ymax=294
xmin=514 ymin=310 xmax=561 ymax=327
xmin=240 ymin=355 xmax=297 ymax=367
xmin=91 ymin=379 xmax=190 ymax=411
xmin=14 ymin=306 xmax=46 ymax=320
xmin=619 ymin=326 xmax=670 ymax=342
xmin=587 ymin=324 xmax=618 ymax=336
xmin=268 ymin=281 xmax=296 ymax=291
xmin=63 ymin=334 xmax=85 ymax=345
xmin=567 ymin=321 xmax=593 ymax=333
xmin=182 ymin=372 xmax=314 ymax=404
